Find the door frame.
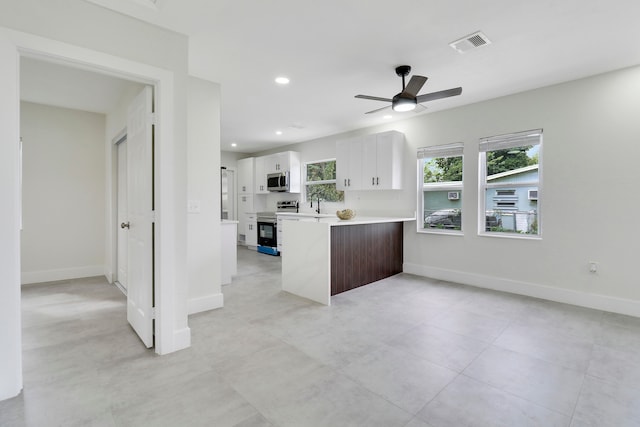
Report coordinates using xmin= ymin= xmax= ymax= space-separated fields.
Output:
xmin=112 ymin=128 xmax=128 ymax=295
xmin=0 ymin=28 xmax=187 ymax=388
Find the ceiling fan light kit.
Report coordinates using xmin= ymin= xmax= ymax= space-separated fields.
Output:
xmin=356 ymin=65 xmax=462 ymax=114
xmin=392 ymin=95 xmax=416 ymax=112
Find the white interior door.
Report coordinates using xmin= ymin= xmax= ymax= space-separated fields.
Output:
xmin=116 ymin=139 xmax=128 ymax=292
xmin=126 ymin=86 xmax=154 ymax=348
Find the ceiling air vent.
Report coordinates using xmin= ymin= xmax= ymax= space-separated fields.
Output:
xmin=449 ymin=31 xmax=492 ymax=53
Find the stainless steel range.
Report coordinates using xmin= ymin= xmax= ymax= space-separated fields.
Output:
xmin=256 ymin=201 xmax=299 ymax=256
xmin=256 ymin=211 xmax=278 ymax=256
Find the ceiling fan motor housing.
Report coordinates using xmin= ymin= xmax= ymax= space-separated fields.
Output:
xmin=395 ymin=65 xmax=411 ymax=77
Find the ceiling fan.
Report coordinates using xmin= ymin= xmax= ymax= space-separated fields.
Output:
xmin=355 ymin=65 xmax=462 ymax=114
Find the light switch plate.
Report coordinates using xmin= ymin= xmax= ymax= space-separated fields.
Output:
xmin=187 ymin=200 xmax=201 ymax=214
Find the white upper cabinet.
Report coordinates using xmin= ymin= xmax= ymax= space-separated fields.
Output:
xmin=264 ymin=151 xmax=300 ymax=174
xmin=265 ymin=152 xmax=287 ymax=172
xmin=237 ymin=157 xmax=254 ymax=194
xmin=254 ymin=156 xmax=268 ymax=194
xmin=336 ymin=130 xmax=404 ymax=191
xmin=336 ymin=137 xmax=363 ymax=190
xmin=255 ymin=151 xmax=301 ymax=193
xmin=364 ymin=131 xmax=404 ymax=190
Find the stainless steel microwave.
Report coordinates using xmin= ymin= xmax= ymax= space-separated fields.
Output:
xmin=267 ymin=171 xmax=289 ymax=192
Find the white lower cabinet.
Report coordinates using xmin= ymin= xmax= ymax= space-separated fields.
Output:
xmin=277 ymin=215 xmax=317 ymax=254
xmin=245 ymin=214 xmax=257 ymax=248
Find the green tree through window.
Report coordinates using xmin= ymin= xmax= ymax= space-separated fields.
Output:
xmin=486 ymin=146 xmax=537 ymax=175
xmin=305 ymin=160 xmax=344 ymax=202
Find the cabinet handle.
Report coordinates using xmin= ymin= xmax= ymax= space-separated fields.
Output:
xmin=348 ymin=178 xmax=351 ymax=186
xmin=344 ymin=179 xmax=347 ymax=186
xmin=372 ymin=177 xmax=375 ymax=185
xmin=376 ymin=177 xmax=379 ymax=185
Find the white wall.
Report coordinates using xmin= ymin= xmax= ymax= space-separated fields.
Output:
xmin=400 ymin=65 xmax=640 ymax=315
xmin=21 ymin=102 xmax=106 ymax=284
xmin=221 ymin=150 xmax=245 ymax=170
xmin=187 ymin=76 xmax=223 ymax=314
xmin=0 ymin=30 xmax=22 ymax=401
xmin=260 ymin=65 xmax=640 ymax=316
xmin=0 ymin=0 xmax=190 ymax=400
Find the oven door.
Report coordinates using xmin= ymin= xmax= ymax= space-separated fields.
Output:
xmin=257 ymin=220 xmax=277 ymax=248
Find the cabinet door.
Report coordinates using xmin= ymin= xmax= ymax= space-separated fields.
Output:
xmin=270 ymin=152 xmax=288 ymax=172
xmin=361 ymin=134 xmax=378 ymax=189
xmin=348 ymin=138 xmax=364 ymax=190
xmin=237 ymin=157 xmax=254 ymax=194
xmin=375 ymin=131 xmax=403 ymax=190
xmin=245 ymin=214 xmax=257 ymax=246
xmin=336 ymin=137 xmax=363 ymax=190
xmin=238 ymin=194 xmax=254 ymax=214
xmin=336 ymin=139 xmax=350 ymax=191
xmin=254 ymin=156 xmax=268 ymax=193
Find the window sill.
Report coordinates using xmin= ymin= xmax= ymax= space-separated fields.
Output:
xmin=417 ymin=228 xmax=464 ymax=236
xmin=479 ymin=231 xmax=542 ymax=241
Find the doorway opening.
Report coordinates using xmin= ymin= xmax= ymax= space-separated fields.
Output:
xmin=20 ymin=55 xmax=155 ymax=349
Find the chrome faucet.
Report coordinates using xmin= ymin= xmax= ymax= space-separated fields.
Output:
xmin=310 ymin=196 xmax=321 ymax=214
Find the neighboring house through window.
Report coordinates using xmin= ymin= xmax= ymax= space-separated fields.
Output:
xmin=479 ymin=129 xmax=542 ymax=236
xmin=418 ymin=142 xmax=464 ymax=233
xmin=304 ymin=159 xmax=344 ymax=203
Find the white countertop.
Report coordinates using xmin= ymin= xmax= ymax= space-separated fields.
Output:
xmin=276 ymin=212 xmax=334 ymax=219
xmin=221 ymin=219 xmax=239 ymax=224
xmin=277 ymin=212 xmax=415 ymax=226
xmin=320 ymin=216 xmax=415 ymax=226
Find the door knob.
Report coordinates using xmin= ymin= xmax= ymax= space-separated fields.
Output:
xmin=121 ymin=222 xmax=130 ymax=229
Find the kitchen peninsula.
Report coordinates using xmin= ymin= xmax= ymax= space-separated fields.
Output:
xmin=281 ymin=216 xmax=415 ymax=305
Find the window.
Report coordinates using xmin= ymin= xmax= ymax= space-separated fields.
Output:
xmin=479 ymin=129 xmax=542 ymax=236
xmin=304 ymin=159 xmax=344 ymax=202
xmin=418 ymin=143 xmax=464 ymax=232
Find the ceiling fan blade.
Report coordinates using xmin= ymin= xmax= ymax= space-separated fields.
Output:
xmin=403 ymin=75 xmax=427 ymax=97
xmin=355 ymin=94 xmax=393 ymax=103
xmin=365 ymin=105 xmax=392 ymax=114
xmin=416 ymin=87 xmax=462 ymax=103
xmin=413 ymin=104 xmax=427 ymax=113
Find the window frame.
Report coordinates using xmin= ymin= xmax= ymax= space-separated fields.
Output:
xmin=303 ymin=158 xmax=344 ymax=204
xmin=478 ymin=129 xmax=543 ymax=239
xmin=417 ymin=142 xmax=465 ymax=235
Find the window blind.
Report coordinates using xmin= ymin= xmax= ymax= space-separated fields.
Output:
xmin=479 ymin=129 xmax=542 ymax=152
xmin=417 ymin=142 xmax=464 ymax=159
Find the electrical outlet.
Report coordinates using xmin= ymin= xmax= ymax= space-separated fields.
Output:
xmin=589 ymin=261 xmax=598 ymax=273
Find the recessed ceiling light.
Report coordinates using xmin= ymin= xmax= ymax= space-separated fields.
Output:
xmin=275 ymin=77 xmax=290 ymax=85
xmin=275 ymin=130 xmax=283 ymax=135
xmin=383 ymin=115 xmax=392 ymax=119
xmin=231 ymin=143 xmax=237 ymax=147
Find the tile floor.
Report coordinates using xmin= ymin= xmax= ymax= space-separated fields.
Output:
xmin=2 ymin=247 xmax=640 ymax=426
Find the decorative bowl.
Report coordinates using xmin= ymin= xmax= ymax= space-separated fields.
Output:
xmin=336 ymin=209 xmax=355 ymax=220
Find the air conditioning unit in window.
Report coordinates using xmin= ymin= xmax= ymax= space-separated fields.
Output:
xmin=448 ymin=191 xmax=460 ymax=200
xmin=528 ymin=189 xmax=538 ymax=200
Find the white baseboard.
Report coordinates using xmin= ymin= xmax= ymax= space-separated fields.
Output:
xmin=403 ymin=262 xmax=640 ymax=318
xmin=21 ymin=265 xmax=105 ymax=285
xmin=188 ymin=292 xmax=224 ymax=315
xmin=172 ymin=327 xmax=191 ymax=353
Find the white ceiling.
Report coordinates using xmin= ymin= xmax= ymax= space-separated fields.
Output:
xmin=25 ymin=1 xmax=640 ymax=153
